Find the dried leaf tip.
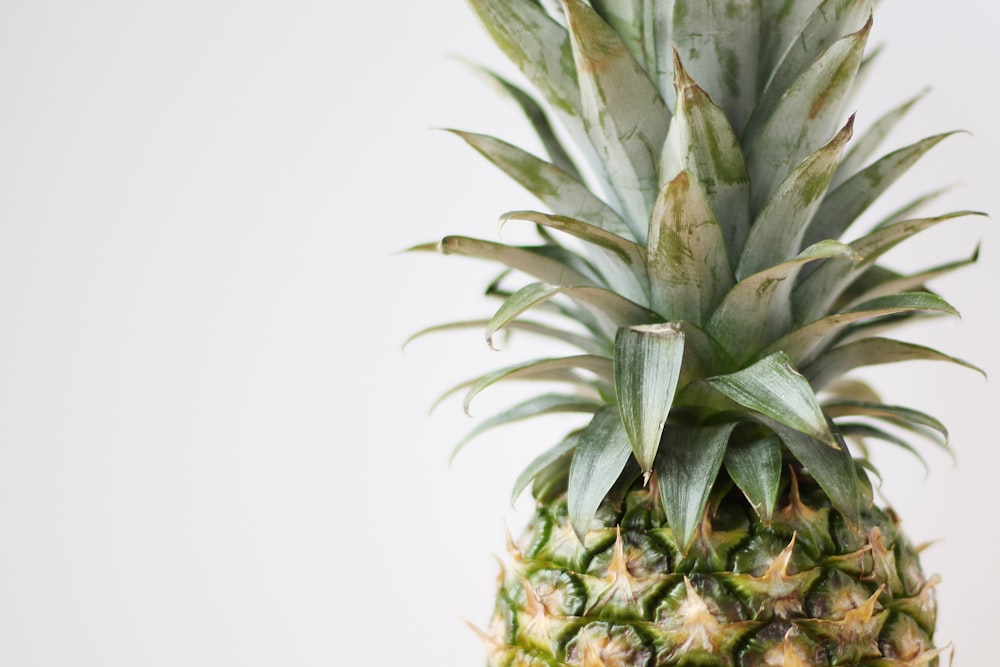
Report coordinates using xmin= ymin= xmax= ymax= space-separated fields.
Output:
xmin=671 ymin=48 xmax=696 ymax=91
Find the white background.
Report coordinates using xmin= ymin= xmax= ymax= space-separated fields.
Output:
xmin=0 ymin=1 xmax=995 ymax=665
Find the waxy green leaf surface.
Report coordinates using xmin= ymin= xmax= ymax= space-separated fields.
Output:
xmin=614 ymin=324 xmax=686 ymax=476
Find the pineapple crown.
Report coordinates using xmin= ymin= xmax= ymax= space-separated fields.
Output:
xmin=410 ymin=0 xmax=981 ymax=551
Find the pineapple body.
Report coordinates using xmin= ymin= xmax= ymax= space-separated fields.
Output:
xmin=488 ymin=476 xmax=938 ymax=666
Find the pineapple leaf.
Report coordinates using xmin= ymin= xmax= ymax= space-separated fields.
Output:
xmin=871 ymin=187 xmax=952 ymax=230
xmin=568 ymin=407 xmax=634 ymax=540
xmin=562 ymin=0 xmax=670 ymax=239
xmin=805 ymin=337 xmax=984 ymax=391
xmin=831 ymin=88 xmax=928 ymax=189
xmin=487 ymin=282 xmax=660 ymax=347
xmin=466 ymin=0 xmax=599 ymax=165
xmin=674 ymin=321 xmax=736 ymax=386
xmin=647 ymin=171 xmax=735 ymax=323
xmin=710 ymin=240 xmax=857 ymax=364
xmin=724 ymin=434 xmax=783 ymax=522
xmin=737 ymin=117 xmax=854 ymax=280
xmin=708 ymin=351 xmax=837 ymax=448
xmin=452 ymin=394 xmax=600 ymax=461
xmin=803 ymin=132 xmax=959 ymax=248
xmin=822 ymin=378 xmax=881 ymax=404
xmin=837 ymin=422 xmax=930 ymax=475
xmin=824 ymin=400 xmax=949 ymax=446
xmin=500 ymin=210 xmax=650 ymax=302
xmin=847 ymin=40 xmax=881 ymax=106
xmin=403 ymin=318 xmax=608 ymax=356
xmin=660 ymin=52 xmax=751 ymax=269
xmin=753 ymin=0 xmax=872 ymax=143
xmin=448 ymin=131 xmax=634 ymax=240
xmin=767 ymin=292 xmax=960 ymax=366
xmin=665 ymin=0 xmax=761 ymax=136
xmin=842 ymin=246 xmax=979 ymax=309
xmin=794 ymin=211 xmax=985 ymax=321
xmin=853 ymin=211 xmax=983 ymax=264
xmin=501 ymin=210 xmax=647 ymax=268
xmin=758 ymin=0 xmax=826 ymax=85
xmin=512 ymin=434 xmax=579 ymax=505
xmin=465 ymin=63 xmax=582 ymax=179
xmin=614 ymin=323 xmax=686 ymax=476
xmin=436 ymin=235 xmax=596 ymax=286
xmin=467 ymin=0 xmax=576 ymax=112
xmin=430 ymin=369 xmax=589 ymax=416
xmin=462 ymin=355 xmax=613 ymax=416
xmin=588 ymin=0 xmax=655 ymax=77
xmin=745 ymin=17 xmax=870 ymax=214
xmin=656 ymin=423 xmax=737 ymax=554
xmin=769 ymin=423 xmax=863 ymax=525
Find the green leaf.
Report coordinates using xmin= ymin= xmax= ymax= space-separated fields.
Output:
xmin=656 ymin=423 xmax=737 ymax=554
xmin=647 ymin=171 xmax=735 ymax=323
xmin=847 ymin=41 xmax=881 ymax=107
xmin=708 ymin=351 xmax=836 ymax=448
xmin=870 ymin=187 xmax=952 ymax=230
xmin=805 ymin=337 xmax=984 ymax=391
xmin=589 ymin=0 xmax=656 ymax=75
xmin=452 ymin=394 xmax=600 ymax=461
xmin=851 ymin=212 xmax=982 ymax=264
xmin=802 ymin=132 xmax=958 ymax=248
xmin=822 ymin=378 xmax=881 ymax=406
xmin=466 ymin=64 xmax=582 ymax=179
xmin=614 ymin=323 xmax=686 ymax=476
xmin=500 ymin=210 xmax=649 ymax=302
xmin=404 ymin=318 xmax=608 ymax=356
xmin=449 ymin=131 xmax=634 ymax=240
xmin=745 ymin=18 xmax=870 ymax=215
xmin=794 ymin=211 xmax=981 ymax=322
xmin=724 ymin=435 xmax=783 ymax=522
xmin=737 ymin=118 xmax=854 ymax=280
xmin=753 ymin=0 xmax=872 ymax=142
xmin=769 ymin=424 xmax=862 ymax=525
xmin=841 ymin=247 xmax=979 ymax=310
xmin=659 ymin=54 xmax=750 ymax=269
xmin=512 ymin=434 xmax=579 ymax=505
xmin=665 ymin=1 xmax=760 ymax=136
xmin=463 ymin=355 xmax=613 ymax=416
xmin=823 ymin=400 xmax=949 ymax=446
xmin=488 ymin=276 xmax=621 ymax=345
xmin=563 ymin=0 xmax=671 ymax=239
xmin=431 ymin=366 xmax=590 ymax=416
xmin=486 ymin=283 xmax=565 ymax=348
xmin=568 ymin=407 xmax=634 ymax=539
xmin=436 ymin=235 xmax=595 ymax=286
xmin=487 ymin=282 xmax=660 ymax=347
xmin=837 ymin=423 xmax=929 ymax=475
xmin=766 ymin=292 xmax=960 ymax=367
xmin=831 ymin=89 xmax=928 ymax=189
xmin=710 ymin=240 xmax=857 ymax=364
xmin=466 ymin=0 xmax=598 ymax=164
xmin=674 ymin=321 xmax=736 ymax=385
xmin=758 ymin=0 xmax=826 ymax=86
xmin=467 ymin=0 xmax=575 ymax=110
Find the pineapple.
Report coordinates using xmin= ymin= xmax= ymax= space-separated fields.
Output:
xmin=411 ymin=0 xmax=980 ymax=665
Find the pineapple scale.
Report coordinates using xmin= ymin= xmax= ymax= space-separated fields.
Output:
xmin=483 ymin=476 xmax=938 ymax=667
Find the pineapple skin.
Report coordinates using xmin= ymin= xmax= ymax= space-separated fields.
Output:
xmin=485 ymin=475 xmax=939 ymax=667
